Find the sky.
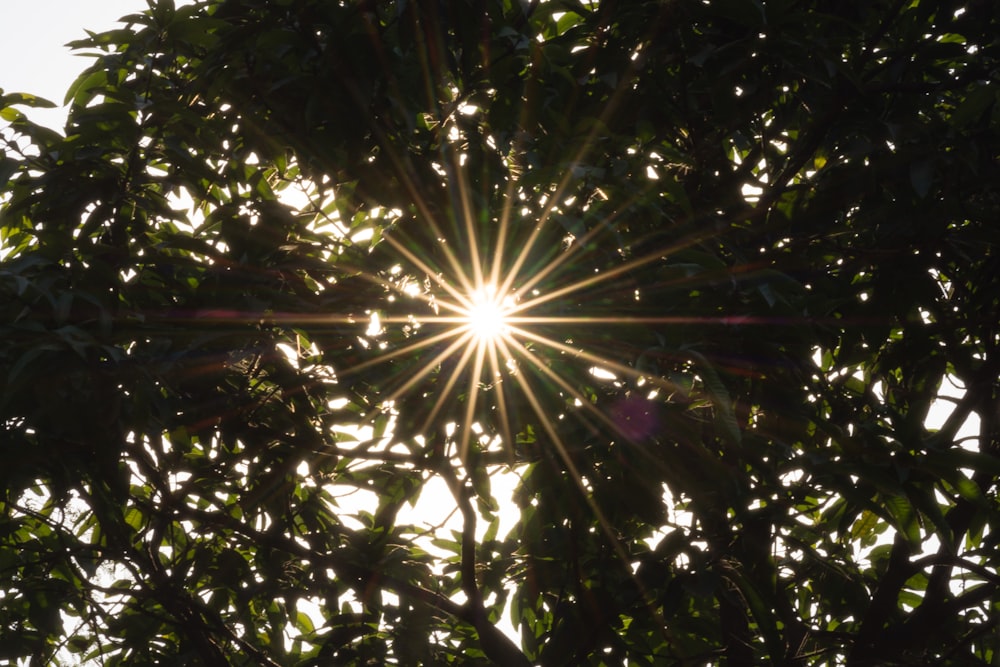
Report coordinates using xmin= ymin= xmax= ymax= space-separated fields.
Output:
xmin=0 ymin=0 xmax=153 ymax=128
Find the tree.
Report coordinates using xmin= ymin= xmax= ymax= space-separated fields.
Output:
xmin=2 ymin=0 xmax=1000 ymax=664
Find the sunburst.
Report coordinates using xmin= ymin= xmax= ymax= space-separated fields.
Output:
xmin=331 ymin=146 xmax=691 ymax=474
xmin=346 ymin=197 xmax=688 ymax=473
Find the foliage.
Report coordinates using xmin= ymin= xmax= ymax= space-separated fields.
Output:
xmin=2 ymin=0 xmax=1000 ymax=664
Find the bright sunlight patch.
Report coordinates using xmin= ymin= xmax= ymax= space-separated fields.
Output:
xmin=463 ymin=285 xmax=515 ymax=342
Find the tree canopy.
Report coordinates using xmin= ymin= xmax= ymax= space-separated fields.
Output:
xmin=2 ymin=0 xmax=1000 ymax=664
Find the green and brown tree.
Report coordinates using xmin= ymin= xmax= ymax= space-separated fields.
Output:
xmin=2 ymin=0 xmax=1000 ymax=664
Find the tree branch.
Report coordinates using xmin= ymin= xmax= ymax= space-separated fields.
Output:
xmin=440 ymin=459 xmax=532 ymax=667
xmin=846 ymin=533 xmax=916 ymax=666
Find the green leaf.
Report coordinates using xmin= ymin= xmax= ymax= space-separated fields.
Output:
xmin=883 ymin=494 xmax=920 ymax=545
xmin=0 ymin=107 xmax=25 ymax=122
xmin=0 ymin=92 xmax=56 ymax=109
xmin=686 ymin=349 xmax=741 ymax=445
xmin=64 ymin=68 xmax=108 ymax=107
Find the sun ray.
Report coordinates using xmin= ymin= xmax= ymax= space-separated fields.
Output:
xmin=507 ymin=182 xmax=659 ymax=300
xmin=336 ymin=324 xmax=468 ymax=379
xmin=493 ymin=117 xmax=619 ymax=302
xmin=490 ymin=58 xmax=543 ymax=301
xmin=449 ymin=148 xmax=486 ymax=293
xmin=494 ymin=329 xmax=674 ymax=645
xmin=458 ymin=332 xmax=490 ymax=463
xmin=492 ymin=334 xmax=637 ymax=567
xmin=502 ymin=335 xmax=639 ymax=443
xmin=324 ymin=15 xmax=484 ymax=311
xmin=490 ymin=176 xmax=518 ymax=291
xmin=412 ymin=332 xmax=481 ymax=439
xmin=484 ymin=338 xmax=515 ymax=464
xmin=498 ymin=330 xmax=716 ymax=501
xmin=505 ymin=324 xmax=685 ymax=396
xmin=344 ymin=330 xmax=480 ymax=438
xmin=495 ymin=39 xmax=656 ymax=303
xmin=380 ymin=232 xmax=477 ymax=310
xmin=385 ymin=329 xmax=478 ymax=405
xmin=513 ymin=229 xmax=715 ymax=314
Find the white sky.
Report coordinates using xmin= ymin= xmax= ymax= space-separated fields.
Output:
xmin=0 ymin=1 xmax=152 ymax=127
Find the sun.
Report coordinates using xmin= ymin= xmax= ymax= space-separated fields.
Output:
xmin=463 ymin=285 xmax=516 ymax=343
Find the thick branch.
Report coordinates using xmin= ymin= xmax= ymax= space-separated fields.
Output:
xmin=441 ymin=461 xmax=532 ymax=667
xmin=846 ymin=533 xmax=916 ymax=666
